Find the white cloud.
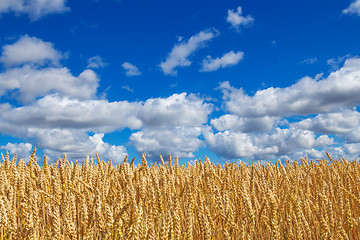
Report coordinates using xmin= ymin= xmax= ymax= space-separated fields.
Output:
xmin=295 ymin=109 xmax=360 ymax=135
xmin=0 ymin=36 xmax=99 ymax=103
xmin=327 ymin=54 xmax=351 ymax=70
xmin=122 ymin=62 xmax=141 ymax=76
xmin=0 ymin=35 xmax=213 ymax=162
xmin=0 ymin=35 xmax=64 ymax=67
xmin=130 ymin=127 xmax=203 ymax=159
xmin=345 ymin=127 xmax=360 ymax=143
xmin=226 ymin=6 xmax=254 ymax=31
xmin=0 ymin=0 xmax=69 ymax=20
xmin=122 ymin=85 xmax=134 ymax=92
xmin=282 ymin=148 xmax=325 ymax=161
xmin=343 ymin=0 xmax=360 ymax=16
xmin=294 ymin=108 xmax=360 ymax=145
xmin=0 ymin=93 xmax=210 ymax=135
xmin=210 ymin=114 xmax=276 ymax=133
xmin=321 ymin=146 xmax=347 ymax=160
xmin=34 ymin=130 xmax=127 ymax=164
xmin=0 ymin=142 xmax=32 ymax=159
xmin=138 ymin=93 xmax=212 ymax=128
xmin=90 ymin=133 xmax=127 ymax=164
xmin=203 ymin=128 xmax=271 ymax=159
xmin=318 ymin=145 xmax=360 ymax=161
xmin=220 ymin=57 xmax=360 ymax=117
xmin=344 ymin=143 xmax=360 ymax=155
xmin=0 ymin=94 xmax=143 ymax=135
xmin=200 ymin=50 xmax=244 ymax=72
xmin=0 ymin=92 xmax=211 ymax=161
xmin=207 ymin=65 xmax=360 ymax=161
xmin=2 ymin=35 xmax=357 ymax=163
xmin=203 ymin=126 xmax=334 ymax=160
xmin=87 ymin=56 xmax=107 ymax=69
xmin=0 ymin=66 xmax=99 ymax=103
xmin=301 ymin=58 xmax=318 ymax=65
xmin=160 ymin=28 xmax=219 ymax=75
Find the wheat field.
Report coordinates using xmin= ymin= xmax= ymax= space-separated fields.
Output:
xmin=0 ymin=148 xmax=359 ymax=239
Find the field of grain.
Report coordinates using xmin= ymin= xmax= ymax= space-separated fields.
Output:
xmin=0 ymin=148 xmax=359 ymax=239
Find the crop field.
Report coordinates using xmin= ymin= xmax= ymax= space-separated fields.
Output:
xmin=0 ymin=149 xmax=359 ymax=239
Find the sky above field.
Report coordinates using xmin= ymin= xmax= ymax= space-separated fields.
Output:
xmin=1 ymin=0 xmax=360 ymax=165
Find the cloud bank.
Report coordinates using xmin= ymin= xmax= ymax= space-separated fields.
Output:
xmin=219 ymin=58 xmax=360 ymax=118
xmin=1 ymin=35 xmax=360 ymax=163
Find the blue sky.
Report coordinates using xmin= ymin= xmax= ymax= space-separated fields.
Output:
xmin=1 ymin=0 xmax=360 ymax=165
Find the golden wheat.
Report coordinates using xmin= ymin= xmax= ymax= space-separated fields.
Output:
xmin=0 ymin=149 xmax=359 ymax=239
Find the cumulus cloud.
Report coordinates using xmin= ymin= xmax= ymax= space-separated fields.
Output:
xmin=220 ymin=57 xmax=360 ymax=118
xmin=203 ymin=126 xmax=334 ymax=160
xmin=33 ymin=130 xmax=128 ymax=164
xmin=0 ymin=142 xmax=33 ymax=159
xmin=200 ymin=51 xmax=244 ymax=72
xmin=0 ymin=92 xmax=211 ymax=161
xmin=208 ymin=102 xmax=358 ymax=162
xmin=122 ymin=62 xmax=141 ymax=76
xmin=0 ymin=0 xmax=69 ymax=20
xmin=317 ymin=145 xmax=360 ymax=161
xmin=0 ymin=122 xmax=129 ymax=164
xmin=89 ymin=133 xmax=128 ymax=164
xmin=345 ymin=127 xmax=360 ymax=143
xmin=0 ymin=36 xmax=99 ymax=103
xmin=0 ymin=94 xmax=143 ymax=134
xmin=226 ymin=6 xmax=254 ymax=31
xmin=203 ymin=128 xmax=272 ymax=159
xmin=210 ymin=114 xmax=276 ymax=133
xmin=295 ymin=109 xmax=360 ymax=135
xmin=130 ymin=127 xmax=203 ymax=159
xmin=0 ymin=35 xmax=64 ymax=67
xmin=291 ymin=148 xmax=324 ymax=160
xmin=1 ymin=35 xmax=356 ymax=163
xmin=0 ymin=66 xmax=99 ymax=103
xmin=87 ymin=56 xmax=107 ymax=69
xmin=0 ymin=93 xmax=210 ymax=135
xmin=294 ymin=109 xmax=360 ymax=146
xmin=344 ymin=143 xmax=360 ymax=155
xmin=138 ymin=93 xmax=212 ymax=128
xmin=209 ymin=59 xmax=360 ymax=161
xmin=0 ymin=36 xmax=214 ymax=162
xmin=343 ymin=0 xmax=360 ymax=16
xmin=160 ymin=28 xmax=219 ymax=75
